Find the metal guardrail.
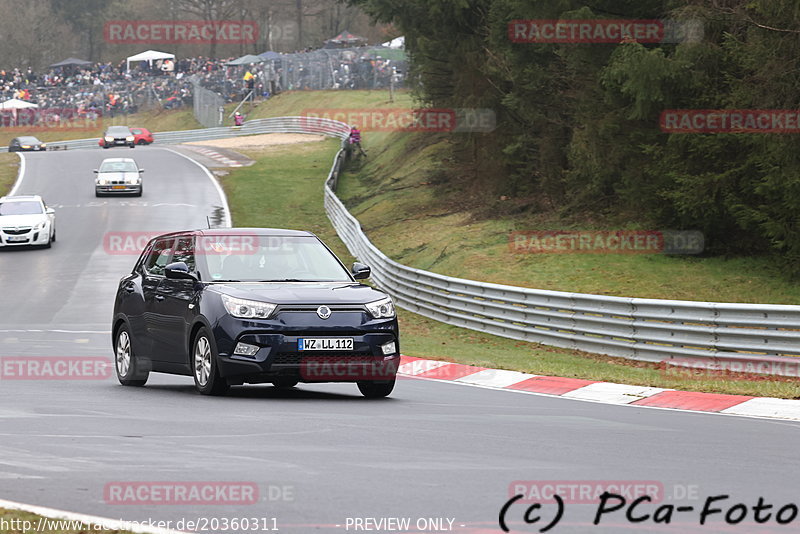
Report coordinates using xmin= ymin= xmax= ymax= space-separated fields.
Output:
xmin=325 ymin=180 xmax=800 ymax=375
xmin=5 ymin=117 xmax=799 ymax=376
xmin=315 ymin=136 xmax=800 ymax=378
xmin=0 ymin=117 xmax=351 ymax=152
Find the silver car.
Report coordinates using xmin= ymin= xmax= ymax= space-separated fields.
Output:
xmin=94 ymin=158 xmax=144 ymax=197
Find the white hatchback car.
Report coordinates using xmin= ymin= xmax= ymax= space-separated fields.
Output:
xmin=0 ymin=195 xmax=56 ymax=248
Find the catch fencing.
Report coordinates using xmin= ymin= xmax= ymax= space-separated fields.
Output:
xmin=189 ymin=75 xmax=225 ymax=128
xmin=275 ymin=47 xmax=405 ymax=91
xmin=3 ymin=117 xmax=799 ymax=376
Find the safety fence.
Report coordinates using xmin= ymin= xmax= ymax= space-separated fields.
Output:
xmin=189 ymin=76 xmax=225 ymax=128
xmin=0 ymin=116 xmax=350 ymax=152
xmin=4 ymin=117 xmax=799 ymax=376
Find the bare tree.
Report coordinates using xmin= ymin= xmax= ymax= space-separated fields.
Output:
xmin=0 ymin=1 xmax=75 ymax=69
xmin=169 ymin=0 xmax=244 ymax=57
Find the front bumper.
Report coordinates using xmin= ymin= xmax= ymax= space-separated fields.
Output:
xmin=103 ymin=139 xmax=135 ymax=148
xmin=96 ymin=184 xmax=141 ymax=194
xmin=0 ymin=226 xmax=50 ymax=246
xmin=212 ymin=313 xmax=400 ymax=383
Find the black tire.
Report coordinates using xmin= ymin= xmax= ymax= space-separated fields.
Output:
xmin=357 ymin=379 xmax=395 ymax=398
xmin=51 ymin=228 xmax=56 ymax=242
xmin=272 ymin=377 xmax=298 ymax=389
xmin=192 ymin=327 xmax=229 ymax=396
xmin=115 ymin=323 xmax=149 ymax=386
xmin=102 ymin=145 xmax=109 ymax=149
xmin=137 ymin=139 xmax=146 ymax=145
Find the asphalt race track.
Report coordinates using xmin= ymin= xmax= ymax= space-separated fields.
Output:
xmin=1 ymin=147 xmax=799 ymax=534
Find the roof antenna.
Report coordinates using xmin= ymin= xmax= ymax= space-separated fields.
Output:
xmin=206 ymin=216 xmax=213 ymax=229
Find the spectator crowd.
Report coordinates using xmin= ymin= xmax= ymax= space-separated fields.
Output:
xmin=0 ymin=47 xmax=406 ymax=125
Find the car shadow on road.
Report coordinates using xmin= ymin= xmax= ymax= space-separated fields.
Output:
xmin=0 ymin=245 xmax=49 ymax=253
xmin=119 ymin=383 xmax=397 ymax=402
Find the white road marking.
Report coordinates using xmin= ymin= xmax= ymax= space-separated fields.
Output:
xmin=0 ymin=330 xmax=109 ymax=334
xmin=160 ymin=147 xmax=232 ymax=227
xmin=49 ymin=202 xmax=197 ymax=208
xmin=454 ymin=369 xmax=535 ymax=388
xmin=0 ymin=498 xmax=185 ymax=534
xmin=398 ymin=359 xmax=449 ymax=375
xmin=8 ymin=152 xmax=25 ymax=195
xmin=562 ymin=382 xmax=666 ymax=404
xmin=721 ymin=397 xmax=800 ymax=419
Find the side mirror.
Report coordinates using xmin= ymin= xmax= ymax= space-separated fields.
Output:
xmin=138 ymin=169 xmax=145 ymax=173
xmin=165 ymin=261 xmax=197 ymax=281
xmin=352 ymin=262 xmax=371 ymax=280
xmin=45 ymin=207 xmax=55 ymax=215
xmin=93 ymin=169 xmax=98 ymax=173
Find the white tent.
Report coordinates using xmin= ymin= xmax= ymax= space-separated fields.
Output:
xmin=0 ymin=99 xmax=38 ymax=110
xmin=126 ymin=50 xmax=176 ymax=71
xmin=381 ymin=36 xmax=405 ymax=49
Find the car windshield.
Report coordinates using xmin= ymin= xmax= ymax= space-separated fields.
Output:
xmin=18 ymin=137 xmax=39 ymax=144
xmin=107 ymin=127 xmax=130 ymax=135
xmin=196 ymin=235 xmax=352 ymax=282
xmin=100 ymin=161 xmax=138 ymax=173
xmin=0 ymin=201 xmax=42 ymax=216
xmin=131 ymin=129 xmax=142 ymax=134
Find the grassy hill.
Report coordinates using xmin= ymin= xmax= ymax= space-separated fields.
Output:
xmin=215 ymin=90 xmax=800 ymax=398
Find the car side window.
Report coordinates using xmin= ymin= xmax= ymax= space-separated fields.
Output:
xmin=143 ymin=239 xmax=174 ymax=276
xmin=172 ymin=237 xmax=196 ymax=273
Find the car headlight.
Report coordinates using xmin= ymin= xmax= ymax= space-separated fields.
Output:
xmin=126 ymin=136 xmax=135 ymax=142
xmin=366 ymin=296 xmax=395 ymax=319
xmin=40 ymin=143 xmax=46 ymax=148
xmin=104 ymin=136 xmax=113 ymax=142
xmin=126 ymin=177 xmax=140 ymax=184
xmin=21 ymin=145 xmax=30 ymax=149
xmin=34 ymin=220 xmax=47 ymax=230
xmin=97 ymin=178 xmax=107 ymax=185
xmin=221 ymin=294 xmax=276 ymax=319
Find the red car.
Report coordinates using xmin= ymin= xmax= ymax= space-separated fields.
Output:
xmin=131 ymin=128 xmax=154 ymax=145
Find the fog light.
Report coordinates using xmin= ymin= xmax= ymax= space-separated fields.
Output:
xmin=381 ymin=341 xmax=397 ymax=355
xmin=233 ymin=342 xmax=259 ymax=357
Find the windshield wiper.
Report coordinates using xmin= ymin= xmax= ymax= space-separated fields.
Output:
xmin=258 ymin=279 xmax=310 ymax=282
xmin=211 ymin=279 xmax=242 ymax=283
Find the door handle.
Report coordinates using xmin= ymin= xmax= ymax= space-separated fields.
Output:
xmin=155 ymin=295 xmax=165 ymax=301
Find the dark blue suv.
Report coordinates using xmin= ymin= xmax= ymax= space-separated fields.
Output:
xmin=112 ymin=229 xmax=400 ymax=397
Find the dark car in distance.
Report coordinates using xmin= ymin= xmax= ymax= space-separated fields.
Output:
xmin=99 ymin=126 xmax=135 ymax=148
xmin=9 ymin=136 xmax=46 ymax=152
xmin=112 ymin=229 xmax=400 ymax=397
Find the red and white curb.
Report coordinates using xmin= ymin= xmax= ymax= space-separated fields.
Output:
xmin=185 ymin=146 xmax=244 ymax=167
xmin=398 ymin=356 xmax=800 ymax=422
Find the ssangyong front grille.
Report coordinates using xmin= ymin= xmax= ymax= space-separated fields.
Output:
xmin=3 ymin=227 xmax=32 ymax=236
xmin=271 ymin=352 xmax=374 ymax=366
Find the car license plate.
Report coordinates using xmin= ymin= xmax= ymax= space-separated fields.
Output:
xmin=115 ymin=140 xmax=124 ymax=144
xmin=297 ymin=338 xmax=353 ymax=351
xmin=33 ymin=146 xmax=39 ymax=151
xmin=112 ymin=185 xmax=126 ymax=189
xmin=7 ymin=236 xmax=27 ymax=242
